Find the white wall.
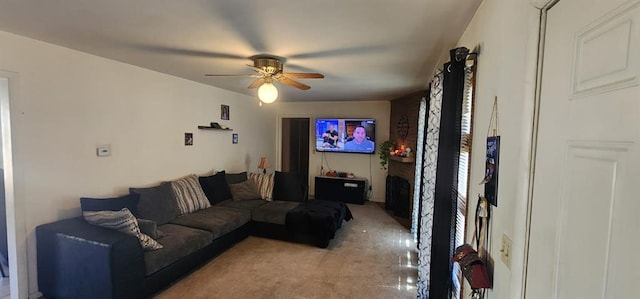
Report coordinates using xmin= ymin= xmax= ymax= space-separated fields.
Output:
xmin=455 ymin=1 xmax=540 ymax=298
xmin=0 ymin=30 xmax=277 ymax=296
xmin=0 ymin=79 xmax=4 ymax=167
xmin=275 ymin=101 xmax=390 ymax=202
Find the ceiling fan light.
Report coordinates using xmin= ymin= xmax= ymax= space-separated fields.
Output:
xmin=258 ymin=82 xmax=278 ymax=103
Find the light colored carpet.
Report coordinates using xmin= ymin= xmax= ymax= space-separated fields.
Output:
xmin=153 ymin=202 xmax=417 ymax=299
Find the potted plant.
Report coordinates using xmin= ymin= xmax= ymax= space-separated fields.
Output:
xmin=379 ymin=140 xmax=397 ymax=170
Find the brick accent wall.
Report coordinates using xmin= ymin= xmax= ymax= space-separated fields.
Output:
xmin=388 ymin=90 xmax=426 ymax=217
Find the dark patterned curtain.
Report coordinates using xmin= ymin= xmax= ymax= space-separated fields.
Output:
xmin=416 ymin=47 xmax=468 ymax=299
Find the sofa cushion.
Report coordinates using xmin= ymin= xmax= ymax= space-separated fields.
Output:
xmin=171 ymin=174 xmax=211 ymax=215
xmin=273 ymin=171 xmax=308 ymax=202
xmin=143 ymin=224 xmax=213 ymax=276
xmin=83 ymin=208 xmax=163 ymax=251
xmin=225 ymin=171 xmax=248 ymax=184
xmin=137 ymin=218 xmax=164 ymax=240
xmin=130 ymin=183 xmax=179 ymax=225
xmin=251 ymin=201 xmax=301 ymax=225
xmin=228 ymin=180 xmax=261 ymax=200
xmin=169 ymin=206 xmax=250 ymax=239
xmin=199 ymin=171 xmax=231 ymax=205
xmin=80 ymin=193 xmax=140 ymax=215
xmin=249 ymin=172 xmax=274 ymax=201
xmin=217 ymin=199 xmax=268 ymax=211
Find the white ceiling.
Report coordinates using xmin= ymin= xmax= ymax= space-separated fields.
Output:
xmin=0 ymin=0 xmax=481 ymax=102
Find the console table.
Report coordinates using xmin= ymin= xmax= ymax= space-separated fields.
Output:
xmin=314 ymin=176 xmax=368 ymax=205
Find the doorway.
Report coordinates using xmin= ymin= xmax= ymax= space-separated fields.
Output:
xmin=0 ymin=72 xmax=28 ymax=299
xmin=0 ymin=77 xmax=11 ymax=299
xmin=281 ymin=118 xmax=310 ymax=179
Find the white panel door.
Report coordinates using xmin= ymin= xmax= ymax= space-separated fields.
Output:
xmin=527 ymin=0 xmax=640 ymax=298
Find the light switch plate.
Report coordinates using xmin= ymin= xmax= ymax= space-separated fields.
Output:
xmin=501 ymin=233 xmax=512 ymax=269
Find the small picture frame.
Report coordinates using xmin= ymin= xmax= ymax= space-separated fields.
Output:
xmin=221 ymin=105 xmax=230 ymax=120
xmin=232 ymin=133 xmax=238 ymax=144
xmin=185 ymin=133 xmax=193 ymax=146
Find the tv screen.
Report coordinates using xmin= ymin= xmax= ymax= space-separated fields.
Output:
xmin=315 ymin=118 xmax=376 ymax=154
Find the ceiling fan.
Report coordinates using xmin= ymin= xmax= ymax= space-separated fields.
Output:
xmin=205 ymin=55 xmax=324 ymax=103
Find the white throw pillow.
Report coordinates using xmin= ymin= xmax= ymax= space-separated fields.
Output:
xmin=83 ymin=208 xmax=163 ymax=251
xmin=171 ymin=174 xmax=211 ymax=214
xmin=249 ymin=172 xmax=275 ymax=201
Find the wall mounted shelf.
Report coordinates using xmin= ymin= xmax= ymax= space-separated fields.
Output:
xmin=197 ymin=126 xmax=233 ymax=131
xmin=389 ymin=155 xmax=415 ymax=163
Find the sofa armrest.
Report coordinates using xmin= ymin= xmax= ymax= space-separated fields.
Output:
xmin=36 ymin=217 xmax=145 ymax=299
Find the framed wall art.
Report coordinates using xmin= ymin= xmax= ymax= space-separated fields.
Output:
xmin=221 ymin=105 xmax=230 ymax=120
xmin=482 ymin=136 xmax=500 ymax=206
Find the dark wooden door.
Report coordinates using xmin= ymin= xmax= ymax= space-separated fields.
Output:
xmin=281 ymin=118 xmax=309 ymax=179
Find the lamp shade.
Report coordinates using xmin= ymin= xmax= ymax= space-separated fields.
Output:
xmin=257 ymin=157 xmax=270 ymax=170
xmin=258 ymin=82 xmax=278 ymax=103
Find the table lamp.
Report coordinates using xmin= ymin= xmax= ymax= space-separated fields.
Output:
xmin=257 ymin=157 xmax=270 ymax=174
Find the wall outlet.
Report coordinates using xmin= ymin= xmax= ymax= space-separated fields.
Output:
xmin=501 ymin=233 xmax=512 ymax=269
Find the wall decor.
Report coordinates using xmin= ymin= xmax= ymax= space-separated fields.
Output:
xmin=221 ymin=104 xmax=230 ymax=120
xmin=232 ymin=133 xmax=238 ymax=144
xmin=397 ymin=115 xmax=409 ymax=142
xmin=482 ymin=136 xmax=499 ymax=206
xmin=481 ymin=96 xmax=500 ymax=206
xmin=184 ymin=133 xmax=193 ymax=146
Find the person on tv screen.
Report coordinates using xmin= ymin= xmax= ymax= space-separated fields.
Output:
xmin=322 ymin=123 xmax=339 ymax=148
xmin=344 ymin=126 xmax=374 ymax=152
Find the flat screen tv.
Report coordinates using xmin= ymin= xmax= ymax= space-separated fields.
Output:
xmin=315 ymin=118 xmax=376 ymax=154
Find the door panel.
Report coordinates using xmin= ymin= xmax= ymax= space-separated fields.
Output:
xmin=281 ymin=118 xmax=309 ymax=178
xmin=527 ymin=0 xmax=640 ymax=298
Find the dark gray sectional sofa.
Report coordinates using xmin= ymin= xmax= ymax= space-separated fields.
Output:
xmin=36 ymin=171 xmax=352 ymax=299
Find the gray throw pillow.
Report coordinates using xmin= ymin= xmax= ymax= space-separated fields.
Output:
xmin=80 ymin=193 xmax=140 ymax=214
xmin=137 ymin=218 xmax=165 ymax=240
xmin=225 ymin=172 xmax=248 ymax=184
xmin=130 ymin=182 xmax=179 ymax=225
xmin=228 ymin=180 xmax=261 ymax=200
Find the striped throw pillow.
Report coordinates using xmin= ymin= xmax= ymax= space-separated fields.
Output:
xmin=83 ymin=208 xmax=163 ymax=251
xmin=249 ymin=172 xmax=275 ymax=201
xmin=171 ymin=174 xmax=211 ymax=214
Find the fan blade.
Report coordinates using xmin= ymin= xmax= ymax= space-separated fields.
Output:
xmin=248 ymin=78 xmax=265 ymax=89
xmin=274 ymin=74 xmax=311 ymax=90
xmin=205 ymin=74 xmax=261 ymax=77
xmin=246 ymin=64 xmax=269 ymax=75
xmin=282 ymin=72 xmax=324 ymax=79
